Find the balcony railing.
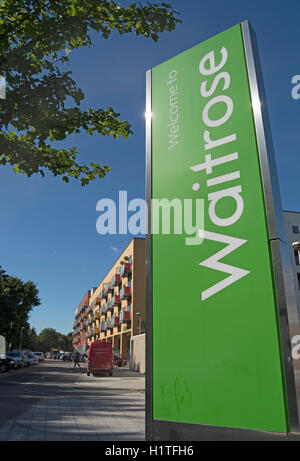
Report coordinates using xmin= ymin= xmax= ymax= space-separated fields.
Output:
xmin=112 ymin=273 xmax=121 ymax=286
xmin=121 ymin=263 xmax=132 ymax=277
xmin=124 ymin=311 xmax=131 ymax=321
xmin=103 ymin=283 xmax=109 ymax=297
xmin=111 ymin=295 xmax=120 ymax=307
xmin=119 ymin=286 xmax=131 ymax=300
xmin=119 ymin=311 xmax=130 ymax=323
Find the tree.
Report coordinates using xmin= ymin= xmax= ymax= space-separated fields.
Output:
xmin=38 ymin=328 xmax=60 ymax=352
xmin=0 ymin=1 xmax=181 ymax=185
xmin=0 ymin=266 xmax=40 ymax=349
xmin=37 ymin=328 xmax=73 ymax=352
xmin=21 ymin=326 xmax=39 ymax=350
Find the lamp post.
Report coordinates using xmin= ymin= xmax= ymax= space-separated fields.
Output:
xmin=9 ymin=322 xmax=13 ymax=351
xmin=19 ymin=327 xmax=25 ymax=351
xmin=136 ymin=312 xmax=142 ymax=335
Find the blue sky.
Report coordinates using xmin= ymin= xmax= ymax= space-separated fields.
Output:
xmin=1 ymin=0 xmax=300 ymax=334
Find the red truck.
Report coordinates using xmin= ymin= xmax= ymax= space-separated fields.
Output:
xmin=87 ymin=341 xmax=113 ymax=377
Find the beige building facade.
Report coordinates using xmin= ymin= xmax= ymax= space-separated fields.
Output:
xmin=86 ymin=238 xmax=145 ymax=361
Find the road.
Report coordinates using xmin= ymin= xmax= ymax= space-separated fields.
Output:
xmin=0 ymin=360 xmax=145 ymax=441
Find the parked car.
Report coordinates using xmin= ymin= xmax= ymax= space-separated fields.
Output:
xmin=113 ymin=355 xmax=126 ymax=367
xmin=81 ymin=353 xmax=87 ymax=363
xmin=0 ymin=354 xmax=16 ymax=372
xmin=24 ymin=352 xmax=39 ymax=365
xmin=5 ymin=351 xmax=29 ymax=368
xmin=33 ymin=352 xmax=44 ymax=362
xmin=62 ymin=353 xmax=72 ymax=361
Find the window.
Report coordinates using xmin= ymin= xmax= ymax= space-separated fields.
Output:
xmin=297 ymin=273 xmax=300 ymax=290
xmin=295 ymin=250 xmax=300 ymax=266
xmin=293 ymin=225 xmax=299 ymax=234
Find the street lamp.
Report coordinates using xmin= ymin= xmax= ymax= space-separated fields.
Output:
xmin=135 ymin=312 xmax=142 ymax=335
xmin=19 ymin=327 xmax=25 ymax=351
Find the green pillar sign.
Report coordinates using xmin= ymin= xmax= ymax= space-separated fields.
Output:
xmin=146 ymin=21 xmax=299 ymax=440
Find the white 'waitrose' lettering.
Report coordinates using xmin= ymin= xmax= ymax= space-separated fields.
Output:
xmin=191 ymin=46 xmax=250 ymax=301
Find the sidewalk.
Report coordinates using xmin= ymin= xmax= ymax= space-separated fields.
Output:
xmin=0 ymin=366 xmax=145 ymax=441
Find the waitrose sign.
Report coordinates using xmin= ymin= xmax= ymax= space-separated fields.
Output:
xmin=192 ymin=44 xmax=249 ymax=301
xmin=148 ymin=23 xmax=292 ymax=437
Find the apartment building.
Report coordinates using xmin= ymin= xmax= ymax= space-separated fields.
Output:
xmin=75 ymin=238 xmax=145 ymax=361
xmin=72 ymin=290 xmax=91 ymax=354
xmin=283 ymin=210 xmax=300 ymax=324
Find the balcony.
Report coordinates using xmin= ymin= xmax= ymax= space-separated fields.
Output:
xmin=121 ymin=263 xmax=132 ymax=277
xmin=112 ymin=273 xmax=121 ymax=286
xmin=95 ymin=327 xmax=99 ymax=334
xmin=111 ymin=295 xmax=120 ymax=307
xmin=114 ymin=316 xmax=119 ymax=326
xmin=103 ymin=282 xmax=113 ymax=296
xmin=80 ymin=303 xmax=87 ymax=313
xmin=104 ymin=322 xmax=107 ymax=331
xmin=102 ymin=285 xmax=108 ymax=298
xmin=124 ymin=311 xmax=131 ymax=322
xmin=119 ymin=286 xmax=131 ymax=300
